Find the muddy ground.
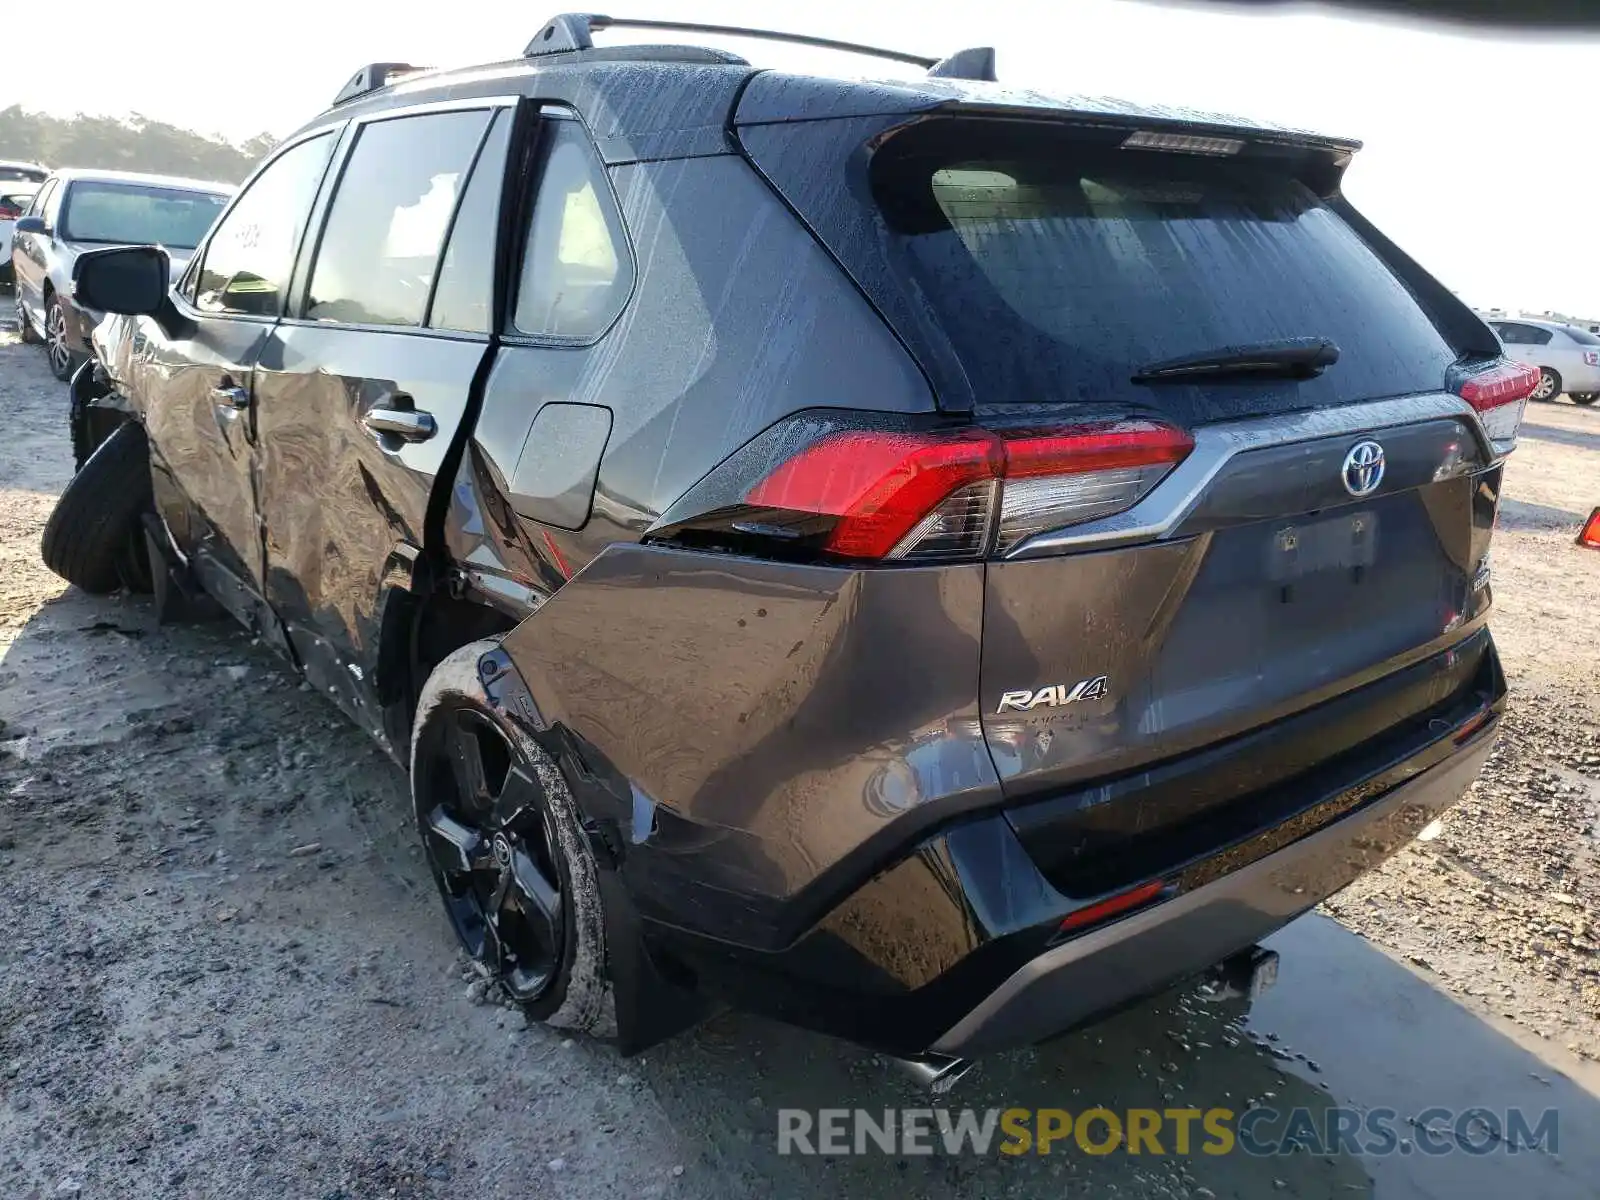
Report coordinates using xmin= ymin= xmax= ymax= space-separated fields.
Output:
xmin=3 ymin=317 xmax=1600 ymax=1200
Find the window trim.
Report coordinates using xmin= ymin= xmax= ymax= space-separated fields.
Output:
xmin=500 ymin=106 xmax=638 ymax=350
xmin=282 ymin=96 xmax=519 ymax=335
xmin=176 ymin=124 xmax=345 ymax=325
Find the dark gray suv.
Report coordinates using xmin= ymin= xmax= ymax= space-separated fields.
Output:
xmin=43 ymin=14 xmax=1524 ymax=1081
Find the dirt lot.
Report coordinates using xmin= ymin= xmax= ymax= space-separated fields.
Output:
xmin=3 ymin=319 xmax=1600 ymax=1200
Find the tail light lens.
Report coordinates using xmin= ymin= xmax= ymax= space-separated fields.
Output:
xmin=1454 ymin=358 xmax=1539 ymax=451
xmin=0 ymin=205 xmax=19 ymax=219
xmin=731 ymin=418 xmax=1193 ymax=562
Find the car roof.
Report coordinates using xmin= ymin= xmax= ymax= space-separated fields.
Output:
xmin=45 ymin=167 xmax=234 ymax=195
xmin=0 ymin=159 xmax=49 ymax=180
xmin=297 ymin=28 xmax=1359 ymax=167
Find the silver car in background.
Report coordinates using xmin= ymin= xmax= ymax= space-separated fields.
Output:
xmin=1488 ymin=318 xmax=1600 ymax=405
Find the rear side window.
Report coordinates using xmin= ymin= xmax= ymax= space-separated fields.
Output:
xmin=306 ymin=109 xmax=492 ymax=327
xmin=1497 ymin=323 xmax=1552 ymax=346
xmin=429 ymin=111 xmax=512 ymax=334
xmin=511 ymin=121 xmax=631 ymax=340
xmin=197 ymin=133 xmax=334 ymax=317
xmin=743 ymin=117 xmax=1462 ymax=421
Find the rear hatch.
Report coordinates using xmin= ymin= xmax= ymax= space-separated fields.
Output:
xmin=738 ymin=97 xmax=1520 ymax=890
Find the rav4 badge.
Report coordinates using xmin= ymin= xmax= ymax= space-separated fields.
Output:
xmin=996 ymin=676 xmax=1110 ymax=714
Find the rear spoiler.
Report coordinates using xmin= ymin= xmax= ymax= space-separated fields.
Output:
xmin=734 ymin=71 xmax=1362 ymax=159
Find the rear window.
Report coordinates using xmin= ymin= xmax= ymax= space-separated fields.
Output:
xmin=742 ymin=117 xmax=1460 ymax=422
xmin=61 ymin=182 xmax=229 ymax=250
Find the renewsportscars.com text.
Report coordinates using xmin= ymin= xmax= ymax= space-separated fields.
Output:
xmin=777 ymin=1106 xmax=1559 ymax=1158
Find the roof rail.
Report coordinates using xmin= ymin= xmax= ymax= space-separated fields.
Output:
xmin=332 ymin=62 xmax=431 ymax=107
xmin=522 ymin=13 xmax=997 ymax=79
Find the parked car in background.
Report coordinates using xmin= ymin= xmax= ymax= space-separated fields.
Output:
xmin=0 ymin=161 xmax=49 ymax=287
xmin=42 ymin=14 xmax=1519 ymax=1079
xmin=10 ymin=168 xmax=230 ymax=379
xmin=1487 ymin=318 xmax=1600 ymax=405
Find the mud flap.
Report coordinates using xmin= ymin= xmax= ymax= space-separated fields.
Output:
xmin=143 ymin=514 xmax=225 ymax=625
xmin=597 ymin=866 xmax=719 ymax=1056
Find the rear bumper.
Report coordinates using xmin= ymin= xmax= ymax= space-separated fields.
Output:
xmin=933 ymin=727 xmax=1494 ymax=1056
xmin=514 ymin=630 xmax=1504 ymax=1058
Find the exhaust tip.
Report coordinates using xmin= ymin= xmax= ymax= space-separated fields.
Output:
xmin=893 ymin=1052 xmax=975 ymax=1095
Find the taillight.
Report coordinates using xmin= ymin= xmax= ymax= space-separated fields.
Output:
xmin=1453 ymin=358 xmax=1538 ymax=451
xmin=0 ymin=205 xmax=19 ymax=219
xmin=741 ymin=419 xmax=1192 ymax=562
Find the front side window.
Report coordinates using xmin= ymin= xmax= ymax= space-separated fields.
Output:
xmin=306 ymin=109 xmax=492 ymax=327
xmin=60 ymin=182 xmax=228 ymax=249
xmin=1560 ymin=325 xmax=1600 ymax=346
xmin=512 ymin=121 xmax=632 ymax=340
xmin=29 ymin=179 xmax=57 ymax=220
xmin=196 ymin=134 xmax=335 ymax=317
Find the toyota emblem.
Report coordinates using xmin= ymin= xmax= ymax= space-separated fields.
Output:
xmin=1342 ymin=440 xmax=1386 ymax=497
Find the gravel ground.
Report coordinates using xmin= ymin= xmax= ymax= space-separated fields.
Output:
xmin=3 ymin=315 xmax=1600 ymax=1200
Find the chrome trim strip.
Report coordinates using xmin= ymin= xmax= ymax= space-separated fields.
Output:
xmin=1005 ymin=392 xmax=1489 ymax=559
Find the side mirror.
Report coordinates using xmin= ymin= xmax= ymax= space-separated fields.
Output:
xmin=72 ymin=245 xmax=169 ymax=316
xmin=12 ymin=215 xmax=46 ymax=236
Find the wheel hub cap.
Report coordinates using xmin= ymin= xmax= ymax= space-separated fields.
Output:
xmin=46 ymin=306 xmax=69 ymax=373
xmin=417 ymin=709 xmax=564 ymax=1003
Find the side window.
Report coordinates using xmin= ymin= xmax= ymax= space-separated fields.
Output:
xmin=306 ymin=109 xmax=491 ymax=327
xmin=28 ymin=179 xmax=56 ymax=219
xmin=512 ymin=120 xmax=632 ymax=340
xmin=196 ymin=133 xmax=334 ymax=317
xmin=1524 ymin=325 xmax=1554 ymax=346
xmin=428 ymin=111 xmax=512 ymax=334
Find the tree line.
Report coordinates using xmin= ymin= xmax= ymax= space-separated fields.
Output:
xmin=0 ymin=107 xmax=275 ymax=183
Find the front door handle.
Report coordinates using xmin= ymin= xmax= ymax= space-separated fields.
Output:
xmin=210 ymin=384 xmax=249 ymax=410
xmin=362 ymin=407 xmax=437 ymax=443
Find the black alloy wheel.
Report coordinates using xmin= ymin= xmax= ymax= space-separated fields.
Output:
xmin=414 ymin=706 xmax=566 ymax=1003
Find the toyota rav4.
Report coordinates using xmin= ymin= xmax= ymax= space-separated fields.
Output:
xmin=43 ymin=14 xmax=1522 ymax=1083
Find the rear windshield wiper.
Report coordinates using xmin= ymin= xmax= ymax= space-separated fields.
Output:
xmin=1132 ymin=337 xmax=1340 ymax=384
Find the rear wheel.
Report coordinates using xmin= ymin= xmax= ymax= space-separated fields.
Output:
xmin=44 ymin=295 xmax=80 ymax=381
xmin=15 ymin=293 xmax=41 ymax=344
xmin=1531 ymin=368 xmax=1561 ymax=402
xmin=410 ymin=641 xmax=615 ymax=1035
xmin=39 ymin=421 xmax=154 ymax=594
xmin=1571 ymin=393 xmax=1598 ymax=406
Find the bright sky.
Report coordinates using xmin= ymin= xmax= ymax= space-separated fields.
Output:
xmin=9 ymin=0 xmax=1597 ymax=316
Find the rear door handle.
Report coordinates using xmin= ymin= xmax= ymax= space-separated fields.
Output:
xmin=362 ymin=406 xmax=437 ymax=443
xmin=210 ymin=384 xmax=249 ymax=410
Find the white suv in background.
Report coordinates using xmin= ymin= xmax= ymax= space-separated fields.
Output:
xmin=1488 ymin=318 xmax=1600 ymax=405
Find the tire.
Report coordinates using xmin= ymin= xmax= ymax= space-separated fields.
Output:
xmin=39 ymin=421 xmax=154 ymax=595
xmin=1531 ymin=368 xmax=1561 ymax=402
xmin=44 ymin=294 xmax=82 ymax=382
xmin=1572 ymin=393 xmax=1598 ymax=407
xmin=410 ymin=640 xmax=615 ymax=1036
xmin=16 ymin=292 xmax=41 ymax=344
